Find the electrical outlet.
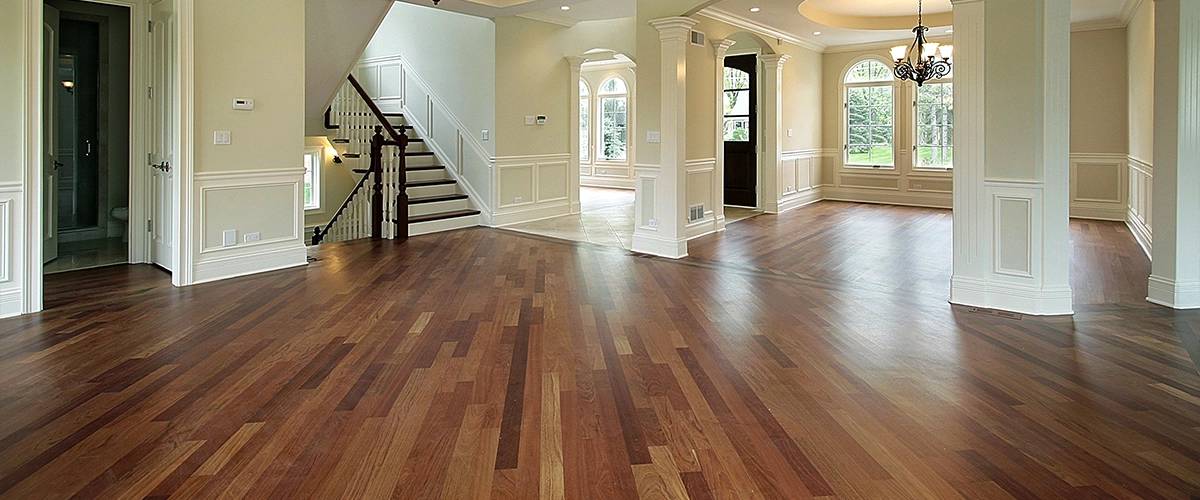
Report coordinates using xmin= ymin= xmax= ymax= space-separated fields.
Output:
xmin=244 ymin=232 xmax=261 ymax=243
xmin=648 ymin=219 xmax=659 ymax=228
xmin=214 ymin=131 xmax=231 ymax=145
xmin=222 ymin=229 xmax=237 ymax=247
xmin=913 ymin=183 xmax=923 ymax=190
xmin=787 ymin=128 xmax=794 ymax=137
xmin=514 ymin=196 xmax=523 ymax=204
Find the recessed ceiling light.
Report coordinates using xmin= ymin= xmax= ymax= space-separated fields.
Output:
xmin=813 ymin=31 xmax=822 ymax=35
xmin=560 ymin=5 xmax=569 ymax=10
xmin=749 ymin=7 xmax=760 ymax=12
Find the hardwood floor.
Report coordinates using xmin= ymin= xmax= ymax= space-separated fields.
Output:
xmin=1 ymin=201 xmax=1198 ymax=499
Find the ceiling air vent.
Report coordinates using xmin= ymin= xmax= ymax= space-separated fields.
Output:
xmin=690 ymin=30 xmax=707 ymax=47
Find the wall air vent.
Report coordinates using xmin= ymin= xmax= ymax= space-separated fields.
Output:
xmin=689 ymin=204 xmax=706 ymax=222
xmin=690 ymin=30 xmax=707 ymax=47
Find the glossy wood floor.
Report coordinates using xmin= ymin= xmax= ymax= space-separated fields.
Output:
xmin=2 ymin=201 xmax=1198 ymax=499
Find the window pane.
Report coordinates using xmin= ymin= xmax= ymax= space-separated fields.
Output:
xmin=602 ymin=97 xmax=627 ymax=161
xmin=724 ymin=67 xmax=749 ymax=90
xmin=303 ymin=152 xmax=319 ymax=210
xmin=579 ymin=80 xmax=589 ymax=96
xmin=724 ymin=117 xmax=750 ymax=142
xmin=724 ymin=90 xmax=750 ymax=116
xmin=845 ymin=60 xmax=894 ymax=83
xmin=580 ymin=97 xmax=590 ymax=162
xmin=844 ymin=83 xmax=894 ymax=166
xmin=600 ymin=77 xmax=626 ymax=94
xmin=917 ymin=82 xmax=954 ymax=167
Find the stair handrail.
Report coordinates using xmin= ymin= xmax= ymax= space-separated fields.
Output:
xmin=314 ymin=74 xmax=410 ymax=245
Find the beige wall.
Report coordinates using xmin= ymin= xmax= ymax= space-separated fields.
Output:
xmin=0 ymin=0 xmax=25 ymax=184
xmin=494 ymin=16 xmax=635 ymax=157
xmin=985 ymin=0 xmax=1043 ymax=180
xmin=1127 ymin=0 xmax=1154 ymax=164
xmin=1071 ymin=28 xmax=1128 ymax=154
xmin=194 ymin=0 xmax=305 ymax=174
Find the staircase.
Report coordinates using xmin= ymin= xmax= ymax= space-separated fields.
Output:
xmin=313 ymin=75 xmax=480 ymax=246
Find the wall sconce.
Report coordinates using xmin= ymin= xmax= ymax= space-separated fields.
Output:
xmin=332 ymin=155 xmax=343 ymax=164
xmin=61 ymin=80 xmax=75 ymax=94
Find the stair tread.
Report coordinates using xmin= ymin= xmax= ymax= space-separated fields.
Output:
xmin=406 ymin=151 xmax=436 ymax=157
xmin=342 ymin=153 xmax=360 ymax=158
xmin=408 ymin=194 xmax=468 ymax=205
xmin=331 ymin=139 xmax=350 ymax=143
xmin=408 ymin=179 xmax=457 ymax=187
xmin=407 ymin=165 xmax=446 ymax=172
xmin=409 ymin=209 xmax=481 ymax=224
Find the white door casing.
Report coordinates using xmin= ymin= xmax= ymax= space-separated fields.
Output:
xmin=43 ymin=5 xmax=60 ymax=264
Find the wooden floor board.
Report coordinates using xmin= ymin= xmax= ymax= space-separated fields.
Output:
xmin=0 ymin=201 xmax=1197 ymax=498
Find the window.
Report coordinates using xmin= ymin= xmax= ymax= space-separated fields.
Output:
xmin=724 ymin=67 xmax=751 ymax=142
xmin=580 ymin=80 xmax=590 ymax=163
xmin=303 ymin=150 xmax=321 ymax=211
xmin=844 ymin=60 xmax=895 ymax=167
xmin=598 ymin=77 xmax=628 ymax=161
xmin=916 ymin=81 xmax=953 ymax=168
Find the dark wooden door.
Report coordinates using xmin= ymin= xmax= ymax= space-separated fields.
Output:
xmin=723 ymin=54 xmax=757 ymax=208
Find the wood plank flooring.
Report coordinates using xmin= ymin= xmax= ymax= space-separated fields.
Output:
xmin=2 ymin=201 xmax=1198 ymax=499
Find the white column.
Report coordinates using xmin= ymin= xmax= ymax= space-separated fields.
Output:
xmin=949 ymin=0 xmax=1074 ymax=315
xmin=760 ymin=54 xmax=790 ymax=214
xmin=712 ymin=39 xmax=736 ymax=232
xmin=1149 ymin=0 xmax=1200 ymax=309
xmin=633 ymin=17 xmax=697 ymax=259
xmin=567 ymin=56 xmax=587 ymax=215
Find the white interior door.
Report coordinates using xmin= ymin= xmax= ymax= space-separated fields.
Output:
xmin=43 ymin=5 xmax=60 ymax=264
xmin=149 ymin=0 xmax=175 ymax=272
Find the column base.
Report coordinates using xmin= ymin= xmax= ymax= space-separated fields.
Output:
xmin=632 ymin=232 xmax=688 ymax=259
xmin=1147 ymin=275 xmax=1200 ymax=309
xmin=950 ymin=276 xmax=1074 ymax=316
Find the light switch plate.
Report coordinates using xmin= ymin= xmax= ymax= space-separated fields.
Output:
xmin=232 ymin=98 xmax=254 ymax=110
xmin=525 ymin=116 xmax=536 ymax=125
xmin=482 ymin=130 xmax=490 ymax=141
xmin=222 ymin=229 xmax=237 ymax=247
xmin=647 ymin=131 xmax=661 ymax=143
xmin=214 ymin=131 xmax=232 ymax=145
xmin=787 ymin=128 xmax=793 ymax=137
xmin=244 ymin=232 xmax=261 ymax=243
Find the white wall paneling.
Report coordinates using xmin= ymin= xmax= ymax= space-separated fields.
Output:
xmin=777 ymin=150 xmax=827 ymax=213
xmin=1127 ymin=155 xmax=1153 ymax=257
xmin=191 ymin=168 xmax=307 ymax=284
xmin=0 ymin=183 xmax=24 ymax=318
xmin=493 ymin=154 xmax=572 ymax=226
xmin=358 ymin=55 xmax=495 ymax=225
xmin=1069 ymin=153 xmax=1129 ymax=220
xmin=685 ymin=158 xmax=718 ymax=240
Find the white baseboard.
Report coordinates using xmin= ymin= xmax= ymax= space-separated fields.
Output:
xmin=581 ymin=177 xmax=636 ymax=190
xmin=686 ymin=217 xmax=719 ymax=240
xmin=824 ymin=186 xmax=952 ymax=209
xmin=1126 ymin=209 xmax=1152 ymax=259
xmin=950 ymin=276 xmax=1074 ymax=316
xmin=1070 ymin=201 xmax=1127 ymax=221
xmin=0 ymin=289 xmax=23 ymax=319
xmin=632 ymin=232 xmax=688 ymax=259
xmin=493 ymin=201 xmax=573 ymax=227
xmin=193 ymin=242 xmax=308 ymax=285
xmin=1147 ymin=275 xmax=1200 ymax=309
xmin=777 ymin=187 xmax=824 ymax=214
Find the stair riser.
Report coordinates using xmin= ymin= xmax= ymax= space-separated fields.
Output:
xmin=408 ymin=199 xmax=471 ymax=217
xmin=406 ymin=169 xmax=447 ymax=183
xmin=410 ymin=214 xmax=481 ymax=237
xmin=407 ymin=183 xmax=460 ymax=198
xmin=405 ymin=155 xmax=439 ymax=168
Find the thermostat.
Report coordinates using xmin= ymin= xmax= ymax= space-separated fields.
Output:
xmin=233 ymin=98 xmax=255 ymax=111
xmin=536 ymin=115 xmax=547 ymax=125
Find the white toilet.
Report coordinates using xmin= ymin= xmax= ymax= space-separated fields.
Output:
xmin=111 ymin=206 xmax=129 ymax=242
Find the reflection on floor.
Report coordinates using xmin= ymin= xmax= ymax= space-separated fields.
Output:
xmin=44 ymin=237 xmax=128 ymax=274
xmin=504 ymin=187 xmax=764 ymax=250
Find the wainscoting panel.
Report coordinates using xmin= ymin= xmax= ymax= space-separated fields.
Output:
xmin=1127 ymin=156 xmax=1153 ymax=256
xmin=685 ymin=158 xmax=717 ymax=240
xmin=493 ymin=154 xmax=573 ymax=226
xmin=0 ymin=183 xmax=24 ymax=318
xmin=778 ymin=150 xmax=827 ymax=213
xmin=1070 ymin=154 xmax=1128 ymax=221
xmin=192 ymin=169 xmax=308 ymax=284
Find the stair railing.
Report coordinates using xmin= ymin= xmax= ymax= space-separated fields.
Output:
xmin=313 ymin=74 xmax=409 ymax=245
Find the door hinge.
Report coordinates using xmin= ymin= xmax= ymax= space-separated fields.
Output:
xmin=148 ymin=20 xmax=153 ymax=33
xmin=148 ymin=153 xmax=153 ymax=166
xmin=147 ymin=220 xmax=153 ymax=232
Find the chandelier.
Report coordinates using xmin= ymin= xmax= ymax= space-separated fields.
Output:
xmin=890 ymin=0 xmax=953 ymax=86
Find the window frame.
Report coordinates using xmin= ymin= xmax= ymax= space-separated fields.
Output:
xmin=912 ymin=77 xmax=954 ymax=171
xmin=841 ymin=57 xmax=898 ymax=170
xmin=303 ymin=148 xmax=322 ymax=212
xmin=579 ymin=79 xmax=591 ymax=164
xmin=596 ymin=76 xmax=629 ymax=164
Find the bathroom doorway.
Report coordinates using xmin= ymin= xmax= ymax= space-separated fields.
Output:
xmin=42 ymin=0 xmax=131 ymax=274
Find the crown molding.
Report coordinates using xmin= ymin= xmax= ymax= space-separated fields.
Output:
xmin=1071 ymin=18 xmax=1127 ymax=32
xmin=823 ymin=34 xmax=953 ymax=55
xmin=696 ymin=7 xmax=826 ymax=53
xmin=515 ymin=11 xmax=578 ymax=27
xmin=1119 ymin=0 xmax=1144 ymax=25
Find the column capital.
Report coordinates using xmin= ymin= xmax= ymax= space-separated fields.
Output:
xmin=565 ymin=56 xmax=587 ymax=71
xmin=648 ymin=17 xmax=699 ymax=42
xmin=712 ymin=39 xmax=737 ymax=59
xmin=760 ymin=53 xmax=791 ymax=69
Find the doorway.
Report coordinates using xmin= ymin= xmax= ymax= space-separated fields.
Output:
xmin=723 ymin=54 xmax=757 ymax=208
xmin=42 ymin=0 xmax=131 ymax=274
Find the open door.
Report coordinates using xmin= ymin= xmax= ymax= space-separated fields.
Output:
xmin=43 ymin=4 xmax=60 ymax=264
xmin=723 ymin=54 xmax=758 ymax=208
xmin=149 ymin=0 xmax=175 ymax=272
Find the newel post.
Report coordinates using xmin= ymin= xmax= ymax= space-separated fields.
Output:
xmin=371 ymin=126 xmax=385 ymax=239
xmin=396 ymin=126 xmax=410 ymax=241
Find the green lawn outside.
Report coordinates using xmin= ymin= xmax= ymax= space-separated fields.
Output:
xmin=847 ymin=146 xmax=894 ymax=166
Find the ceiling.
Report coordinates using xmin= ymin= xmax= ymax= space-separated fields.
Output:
xmin=400 ymin=0 xmax=1135 ymax=48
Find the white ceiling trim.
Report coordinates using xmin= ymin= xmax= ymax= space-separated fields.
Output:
xmin=697 ymin=7 xmax=826 ymax=53
xmin=516 ymin=10 xmax=579 ymax=26
xmin=822 ymin=34 xmax=953 ymax=55
xmin=1118 ymin=0 xmax=1143 ymax=25
xmin=1071 ymin=18 xmax=1128 ymax=32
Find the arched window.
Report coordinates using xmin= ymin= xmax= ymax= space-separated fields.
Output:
xmin=580 ymin=80 xmax=590 ymax=163
xmin=844 ymin=59 xmax=895 ymax=167
xmin=916 ymin=76 xmax=953 ymax=168
xmin=598 ymin=77 xmax=628 ymax=161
